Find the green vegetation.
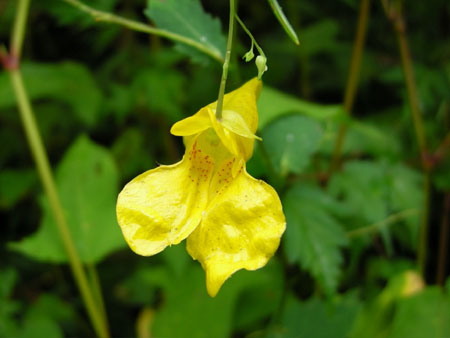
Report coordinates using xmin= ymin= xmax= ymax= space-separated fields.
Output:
xmin=1 ymin=0 xmax=449 ymax=337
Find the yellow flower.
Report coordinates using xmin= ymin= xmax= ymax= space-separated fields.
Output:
xmin=116 ymin=78 xmax=286 ymax=297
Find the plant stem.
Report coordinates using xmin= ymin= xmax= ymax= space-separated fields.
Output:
xmin=11 ymin=0 xmax=30 ymax=59
xmin=395 ymin=17 xmax=427 ymax=162
xmin=382 ymin=0 xmax=430 ymax=276
xmin=61 ymin=0 xmax=224 ymax=63
xmin=87 ymin=264 xmax=108 ymax=327
xmin=346 ymin=209 xmax=419 ymax=238
xmin=235 ymin=15 xmax=265 ymax=59
xmin=329 ymin=0 xmax=371 ymax=173
xmin=437 ymin=194 xmax=449 ymax=285
xmin=7 ymin=0 xmax=109 ymax=336
xmin=9 ymin=70 xmax=109 ymax=338
xmin=215 ymin=0 xmax=236 ymax=120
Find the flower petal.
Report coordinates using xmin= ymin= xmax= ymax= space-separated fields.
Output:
xmin=170 ymin=107 xmax=211 ymax=136
xmin=221 ymin=109 xmax=262 ymax=141
xmin=208 ymin=78 xmax=262 ymax=134
xmin=116 ymin=138 xmax=214 ymax=256
xmin=186 ymin=168 xmax=286 ymax=297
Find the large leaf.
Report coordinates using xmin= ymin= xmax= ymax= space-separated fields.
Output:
xmin=145 ymin=0 xmax=226 ymax=63
xmin=9 ymin=135 xmax=125 ymax=263
xmin=262 ymin=115 xmax=323 ymax=176
xmin=283 ymin=183 xmax=348 ymax=295
xmin=0 ymin=62 xmax=102 ymax=126
xmin=257 ymin=86 xmax=344 ymax=129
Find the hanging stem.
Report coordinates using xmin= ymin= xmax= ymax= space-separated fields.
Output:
xmin=329 ymin=0 xmax=371 ymax=173
xmin=6 ymin=0 xmax=109 ymax=337
xmin=381 ymin=0 xmax=430 ymax=277
xmin=215 ymin=0 xmax=237 ymax=120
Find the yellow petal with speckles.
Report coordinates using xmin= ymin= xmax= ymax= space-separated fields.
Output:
xmin=116 ymin=135 xmax=213 ymax=256
xmin=186 ymin=168 xmax=286 ymax=297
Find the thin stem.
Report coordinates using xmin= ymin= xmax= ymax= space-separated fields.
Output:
xmin=87 ymin=264 xmax=108 ymax=327
xmin=8 ymin=0 xmax=109 ymax=336
xmin=11 ymin=0 xmax=30 ymax=59
xmin=346 ymin=209 xmax=419 ymax=238
xmin=437 ymin=194 xmax=449 ymax=285
xmin=395 ymin=17 xmax=427 ymax=161
xmin=235 ymin=15 xmax=265 ymax=59
xmin=215 ymin=0 xmax=236 ymax=120
xmin=329 ymin=0 xmax=371 ymax=173
xmin=418 ymin=173 xmax=431 ymax=277
xmin=9 ymin=70 xmax=109 ymax=338
xmin=61 ymin=0 xmax=223 ymax=63
xmin=381 ymin=0 xmax=430 ymax=276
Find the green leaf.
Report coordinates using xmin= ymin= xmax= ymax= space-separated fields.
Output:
xmin=152 ymin=263 xmax=277 ymax=338
xmin=144 ymin=0 xmax=226 ymax=63
xmin=132 ymin=68 xmax=186 ymax=122
xmin=233 ymin=260 xmax=284 ymax=331
xmin=10 ymin=135 xmax=125 ymax=263
xmin=267 ymin=0 xmax=299 ymax=45
xmin=283 ymin=183 xmax=348 ymax=295
xmin=0 ymin=268 xmax=20 ymax=331
xmin=257 ymin=86 xmax=344 ymax=129
xmin=301 ymin=20 xmax=339 ymax=56
xmin=328 ymin=160 xmax=422 ymax=249
xmin=0 ymin=169 xmax=36 ymax=209
xmin=389 ymin=287 xmax=450 ymax=338
xmin=262 ymin=115 xmax=323 ymax=176
xmin=329 ymin=161 xmax=390 ymax=224
xmin=271 ymin=293 xmax=361 ymax=338
xmin=349 ymin=272 xmax=445 ymax=338
xmin=0 ymin=62 xmax=102 ymax=127
xmin=122 ymin=259 xmax=281 ymax=338
xmin=320 ymin=119 xmax=403 ymax=159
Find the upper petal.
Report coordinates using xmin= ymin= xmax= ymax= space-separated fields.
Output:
xmin=170 ymin=107 xmax=211 ymax=136
xmin=116 ymin=138 xmax=213 ymax=256
xmin=186 ymin=168 xmax=286 ymax=297
xmin=209 ymin=78 xmax=262 ymax=134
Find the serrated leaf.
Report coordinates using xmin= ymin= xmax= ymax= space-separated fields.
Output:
xmin=262 ymin=115 xmax=323 ymax=176
xmin=10 ymin=135 xmax=125 ymax=263
xmin=0 ymin=62 xmax=102 ymax=127
xmin=144 ymin=0 xmax=226 ymax=63
xmin=283 ymin=183 xmax=348 ymax=295
xmin=329 ymin=161 xmax=390 ymax=224
xmin=257 ymin=86 xmax=344 ymax=129
xmin=328 ymin=160 xmax=422 ymax=249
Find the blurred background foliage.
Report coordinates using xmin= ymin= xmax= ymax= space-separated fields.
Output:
xmin=0 ymin=0 xmax=449 ymax=337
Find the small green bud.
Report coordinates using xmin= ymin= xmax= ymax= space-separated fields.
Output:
xmin=243 ymin=49 xmax=255 ymax=62
xmin=255 ymin=55 xmax=268 ymax=79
